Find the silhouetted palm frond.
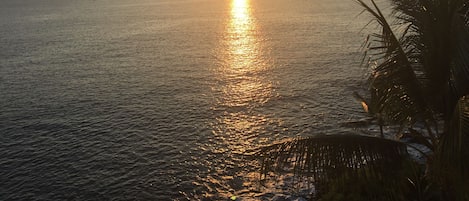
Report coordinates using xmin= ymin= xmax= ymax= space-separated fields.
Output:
xmin=379 ymin=0 xmax=469 ymax=117
xmin=448 ymin=10 xmax=469 ymax=114
xmin=357 ymin=0 xmax=429 ymax=125
xmin=254 ymin=1 xmax=469 ymax=199
xmin=257 ymin=135 xmax=408 ymax=183
xmin=434 ymin=96 xmax=469 ymax=200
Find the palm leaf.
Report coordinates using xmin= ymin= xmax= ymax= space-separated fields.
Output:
xmin=256 ymin=134 xmax=408 ymax=184
xmin=448 ymin=8 xmax=469 ymax=114
xmin=434 ymin=96 xmax=469 ymax=200
xmin=388 ymin=0 xmax=469 ymax=117
xmin=357 ymin=0 xmax=429 ymax=126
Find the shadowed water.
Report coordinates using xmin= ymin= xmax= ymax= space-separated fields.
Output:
xmin=1 ymin=0 xmax=370 ymax=200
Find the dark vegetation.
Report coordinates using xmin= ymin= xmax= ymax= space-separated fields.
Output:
xmin=256 ymin=0 xmax=469 ymax=200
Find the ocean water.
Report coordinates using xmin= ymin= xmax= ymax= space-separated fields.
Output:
xmin=1 ymin=0 xmax=371 ymax=200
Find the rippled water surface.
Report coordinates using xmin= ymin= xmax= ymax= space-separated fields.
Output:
xmin=1 ymin=0 xmax=371 ymax=200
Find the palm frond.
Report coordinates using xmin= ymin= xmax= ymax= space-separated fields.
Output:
xmin=448 ymin=9 xmax=469 ymax=113
xmin=357 ymin=0 xmax=429 ymax=126
xmin=256 ymin=135 xmax=408 ymax=184
xmin=434 ymin=96 xmax=469 ymax=200
xmin=388 ymin=0 xmax=469 ymax=117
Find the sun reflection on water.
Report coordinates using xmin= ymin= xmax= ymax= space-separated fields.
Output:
xmin=222 ymin=0 xmax=272 ymax=108
xmin=211 ymin=0 xmax=275 ymax=153
xmin=201 ymin=0 xmax=280 ymax=197
xmin=231 ymin=0 xmax=250 ymax=26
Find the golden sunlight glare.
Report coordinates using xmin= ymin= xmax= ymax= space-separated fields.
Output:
xmin=212 ymin=0 xmax=274 ymax=151
xmin=231 ymin=0 xmax=250 ymax=23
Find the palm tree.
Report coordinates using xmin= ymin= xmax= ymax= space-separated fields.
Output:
xmin=256 ymin=0 xmax=469 ymax=200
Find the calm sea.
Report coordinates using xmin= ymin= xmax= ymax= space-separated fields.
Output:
xmin=1 ymin=0 xmax=370 ymax=200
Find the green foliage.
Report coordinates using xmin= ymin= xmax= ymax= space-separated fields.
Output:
xmin=316 ymin=161 xmax=416 ymax=201
xmin=256 ymin=135 xmax=410 ymax=199
xmin=255 ymin=0 xmax=469 ymax=200
xmin=318 ymin=176 xmax=403 ymax=201
xmin=400 ymin=160 xmax=441 ymax=201
xmin=357 ymin=0 xmax=429 ymax=126
xmin=308 ymin=158 xmax=440 ymax=201
xmin=258 ymin=135 xmax=408 ymax=183
xmin=355 ymin=3 xmax=469 ymax=198
xmin=359 ymin=0 xmax=469 ymax=121
xmin=433 ymin=96 xmax=469 ymax=200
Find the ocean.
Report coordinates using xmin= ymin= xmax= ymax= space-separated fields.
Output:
xmin=0 ymin=0 xmax=371 ymax=200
